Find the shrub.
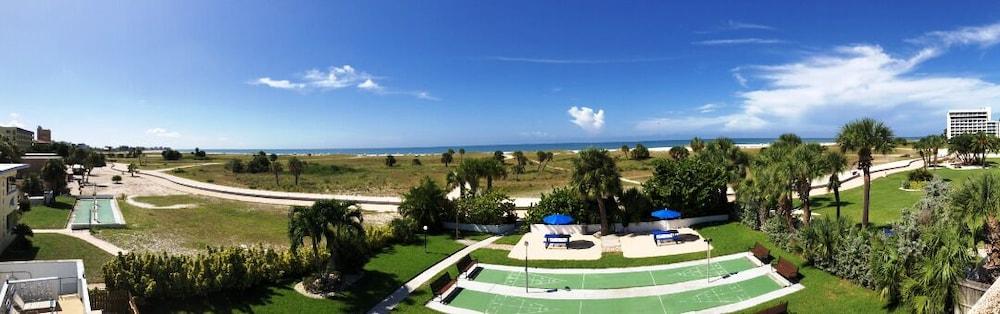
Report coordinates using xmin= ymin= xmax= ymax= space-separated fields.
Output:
xmin=907 ymin=168 xmax=934 ymax=182
xmin=246 ymin=152 xmax=271 ymax=173
xmin=19 ymin=174 xmax=44 ymax=196
xmin=527 ymin=187 xmax=591 ymax=224
xmin=385 ymin=155 xmax=397 ymax=167
xmin=455 ymin=190 xmax=517 ymax=225
xmin=630 ymin=143 xmax=650 ymax=160
xmin=411 ymin=158 xmax=422 ymax=166
xmin=160 ymin=149 xmax=182 ymax=161
xmin=224 ymin=159 xmax=245 ymax=173
xmin=103 ymin=246 xmax=323 ymax=300
xmin=389 ymin=217 xmax=420 ymax=244
xmin=11 ymin=223 xmax=32 ymax=250
xmin=398 ymin=177 xmax=452 ymax=231
xmin=643 ymin=158 xmax=728 ymax=217
xmin=364 ymin=224 xmax=395 ymax=252
xmin=762 ymin=215 xmax=796 ymax=252
xmin=111 ymin=175 xmax=122 ymax=184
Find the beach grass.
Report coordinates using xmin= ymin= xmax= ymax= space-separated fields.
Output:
xmin=20 ymin=195 xmax=74 ymax=229
xmin=0 ymin=233 xmax=113 ymax=282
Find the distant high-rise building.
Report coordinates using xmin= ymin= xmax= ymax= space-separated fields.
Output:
xmin=0 ymin=127 xmax=33 ymax=150
xmin=947 ymin=107 xmax=1000 ymax=138
xmin=35 ymin=125 xmax=51 ymax=144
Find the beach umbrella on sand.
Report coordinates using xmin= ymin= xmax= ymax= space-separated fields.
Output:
xmin=651 ymin=208 xmax=682 ymax=229
xmin=543 ymin=214 xmax=574 ymax=225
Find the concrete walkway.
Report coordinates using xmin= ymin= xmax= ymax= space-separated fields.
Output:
xmin=368 ymin=236 xmax=501 ymax=314
xmin=34 ymin=228 xmax=127 ymax=255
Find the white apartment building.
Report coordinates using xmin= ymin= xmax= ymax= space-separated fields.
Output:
xmin=0 ymin=164 xmax=27 ymax=253
xmin=947 ymin=107 xmax=1000 ymax=138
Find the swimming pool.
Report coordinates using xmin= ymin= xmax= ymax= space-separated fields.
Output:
xmin=69 ymin=196 xmax=126 ymax=229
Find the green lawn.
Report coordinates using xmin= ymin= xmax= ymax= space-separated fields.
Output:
xmin=809 ymin=166 xmax=1000 ymax=227
xmin=20 ymin=195 xmax=74 ymax=229
xmin=400 ymin=222 xmax=891 ymax=314
xmin=148 ymin=234 xmax=471 ymax=313
xmin=94 ymin=195 xmax=290 ymax=254
xmin=0 ymin=233 xmax=113 ymax=282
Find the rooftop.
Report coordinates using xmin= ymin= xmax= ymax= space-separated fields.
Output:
xmin=0 ymin=164 xmax=29 ymax=173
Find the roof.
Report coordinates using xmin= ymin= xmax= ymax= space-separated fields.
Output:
xmin=0 ymin=164 xmax=29 ymax=173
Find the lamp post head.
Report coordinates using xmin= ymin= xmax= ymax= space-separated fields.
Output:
xmin=524 ymin=241 xmax=529 ymax=247
xmin=423 ymin=225 xmax=428 ymax=231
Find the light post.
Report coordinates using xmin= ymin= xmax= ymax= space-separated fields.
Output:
xmin=423 ymin=225 xmax=429 ymax=253
xmin=705 ymin=238 xmax=713 ymax=283
xmin=524 ymin=240 xmax=529 ymax=293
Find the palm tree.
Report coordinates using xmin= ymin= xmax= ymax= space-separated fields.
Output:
xmin=836 ymin=118 xmax=895 ymax=227
xmin=288 ymin=157 xmax=304 ymax=185
xmin=619 ymin=145 xmax=630 ymax=158
xmin=973 ymin=132 xmax=992 ymax=167
xmin=400 ymin=177 xmax=451 ymax=230
xmin=288 ymin=199 xmax=364 ymax=272
xmin=456 ymin=159 xmax=482 ymax=195
xmin=536 ymin=151 xmax=549 ymax=172
xmin=512 ymin=151 xmax=528 ymax=176
xmin=926 ymin=134 xmax=946 ymax=167
xmin=791 ymin=143 xmax=827 ymax=225
xmin=440 ymin=152 xmax=454 ymax=167
xmin=446 ymin=170 xmax=465 ymax=197
xmin=482 ymin=159 xmax=507 ymax=190
xmin=823 ymin=150 xmax=849 ymax=218
xmin=571 ymin=148 xmax=622 ymax=235
xmin=668 ymin=146 xmax=689 ymax=160
xmin=689 ymin=137 xmax=705 ymax=154
xmin=271 ymin=161 xmax=283 ymax=185
xmin=951 ymin=173 xmax=1000 ymax=271
xmin=127 ymin=162 xmax=138 ymax=177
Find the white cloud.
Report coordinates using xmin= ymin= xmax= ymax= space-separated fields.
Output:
xmin=913 ymin=22 xmax=1000 ymax=48
xmin=725 ymin=20 xmax=775 ymax=31
xmin=251 ymin=77 xmax=305 ymax=90
xmin=0 ymin=113 xmax=24 ymax=128
xmin=696 ymin=103 xmax=721 ymax=113
xmin=252 ymin=65 xmax=435 ymax=100
xmin=693 ymin=38 xmax=787 ymax=45
xmin=357 ymin=79 xmax=382 ymax=91
xmin=567 ymin=106 xmax=605 ymax=133
xmin=732 ymin=71 xmax=748 ymax=88
xmin=639 ymin=29 xmax=1000 ymax=135
xmin=146 ymin=128 xmax=181 ymax=138
xmin=519 ymin=131 xmax=551 ymax=138
xmin=484 ymin=56 xmax=676 ymax=64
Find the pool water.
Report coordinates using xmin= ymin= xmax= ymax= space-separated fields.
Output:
xmin=72 ymin=199 xmax=120 ymax=225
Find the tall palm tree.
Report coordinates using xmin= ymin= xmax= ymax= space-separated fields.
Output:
xmin=458 ymin=148 xmax=465 ymax=162
xmin=791 ymin=143 xmax=827 ymax=225
xmin=446 ymin=170 xmax=465 ymax=197
xmin=823 ymin=150 xmax=849 ymax=218
xmin=973 ymin=132 xmax=992 ymax=167
xmin=482 ymin=159 xmax=507 ymax=190
xmin=288 ymin=204 xmax=328 ymax=265
xmin=836 ymin=118 xmax=895 ymax=227
xmin=926 ymin=134 xmax=946 ymax=167
xmin=571 ymin=148 xmax=622 ymax=235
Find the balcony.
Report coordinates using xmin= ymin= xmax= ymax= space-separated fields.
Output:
xmin=0 ymin=260 xmax=92 ymax=313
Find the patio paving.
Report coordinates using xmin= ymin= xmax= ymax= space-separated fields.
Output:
xmin=506 ymin=233 xmax=602 ymax=260
xmin=619 ymin=228 xmax=712 ymax=258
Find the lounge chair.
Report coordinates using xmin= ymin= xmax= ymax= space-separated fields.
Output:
xmin=544 ymin=233 xmax=571 ymax=249
xmin=12 ymin=293 xmax=57 ymax=314
xmin=652 ymin=229 xmax=681 ymax=246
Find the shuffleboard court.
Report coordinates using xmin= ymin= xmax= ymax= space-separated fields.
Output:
xmin=447 ymin=274 xmax=783 ymax=314
xmin=473 ymin=256 xmax=756 ymax=290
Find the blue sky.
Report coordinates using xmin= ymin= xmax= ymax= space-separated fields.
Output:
xmin=3 ymin=1 xmax=1000 ymax=149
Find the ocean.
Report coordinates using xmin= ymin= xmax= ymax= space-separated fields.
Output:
xmin=192 ymin=138 xmax=839 ymax=156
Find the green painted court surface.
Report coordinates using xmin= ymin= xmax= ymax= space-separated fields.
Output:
xmin=448 ymin=275 xmax=782 ymax=314
xmin=473 ymin=257 xmax=756 ymax=290
xmin=73 ymin=199 xmax=118 ymax=224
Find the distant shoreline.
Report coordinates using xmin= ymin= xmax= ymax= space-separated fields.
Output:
xmin=182 ymin=138 xmax=858 ymax=157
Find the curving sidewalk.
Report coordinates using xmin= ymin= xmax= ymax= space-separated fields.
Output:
xmin=368 ymin=236 xmax=501 ymax=314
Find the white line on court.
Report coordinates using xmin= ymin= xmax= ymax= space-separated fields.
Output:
xmin=478 ymin=252 xmax=752 ymax=275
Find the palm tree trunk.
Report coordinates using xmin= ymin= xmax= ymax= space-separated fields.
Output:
xmin=802 ymin=188 xmax=811 ymax=225
xmin=598 ymin=196 xmax=609 ymax=235
xmin=862 ymin=167 xmax=871 ymax=228
xmin=486 ymin=176 xmax=493 ymax=191
xmin=987 ymin=216 xmax=1000 ymax=270
xmin=834 ymin=187 xmax=841 ymax=219
xmin=295 ymin=175 xmax=299 ymax=185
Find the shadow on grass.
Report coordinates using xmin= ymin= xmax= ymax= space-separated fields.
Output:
xmin=809 ymin=196 xmax=854 ymax=208
xmin=0 ymin=244 xmax=40 ymax=262
xmin=140 ymin=284 xmax=284 ymax=314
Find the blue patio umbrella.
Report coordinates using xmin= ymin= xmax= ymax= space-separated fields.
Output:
xmin=651 ymin=208 xmax=682 ymax=220
xmin=542 ymin=213 xmax=574 ymax=225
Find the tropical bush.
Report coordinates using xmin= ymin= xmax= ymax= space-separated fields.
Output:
xmin=363 ymin=224 xmax=394 ymax=253
xmin=907 ymin=168 xmax=934 ymax=182
xmin=246 ymin=151 xmax=271 ymax=173
xmin=224 ymin=159 xmax=245 ymax=174
xmin=18 ymin=174 xmax=43 ymax=196
xmin=617 ymin=187 xmax=653 ymax=227
xmin=111 ymin=175 xmax=122 ymax=184
xmin=630 ymin=143 xmax=650 ymax=160
xmin=103 ymin=246 xmax=322 ymax=300
xmin=398 ymin=177 xmax=451 ymax=231
xmin=527 ymin=187 xmax=591 ymax=224
xmin=643 ymin=158 xmax=728 ymax=217
xmin=389 ymin=217 xmax=420 ymax=243
xmin=455 ymin=190 xmax=516 ymax=225
xmin=160 ymin=149 xmax=182 ymax=161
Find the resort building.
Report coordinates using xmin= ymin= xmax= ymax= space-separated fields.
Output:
xmin=0 ymin=127 xmax=33 ymax=151
xmin=0 ymin=260 xmax=94 ymax=313
xmin=35 ymin=126 xmax=51 ymax=145
xmin=947 ymin=107 xmax=1000 ymax=138
xmin=0 ymin=164 xmax=27 ymax=253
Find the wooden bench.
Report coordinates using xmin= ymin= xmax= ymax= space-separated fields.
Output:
xmin=430 ymin=273 xmax=457 ymax=303
xmin=456 ymin=255 xmax=479 ymax=278
xmin=754 ymin=301 xmax=788 ymax=314
xmin=750 ymin=242 xmax=772 ymax=264
xmin=774 ymin=257 xmax=799 ymax=283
